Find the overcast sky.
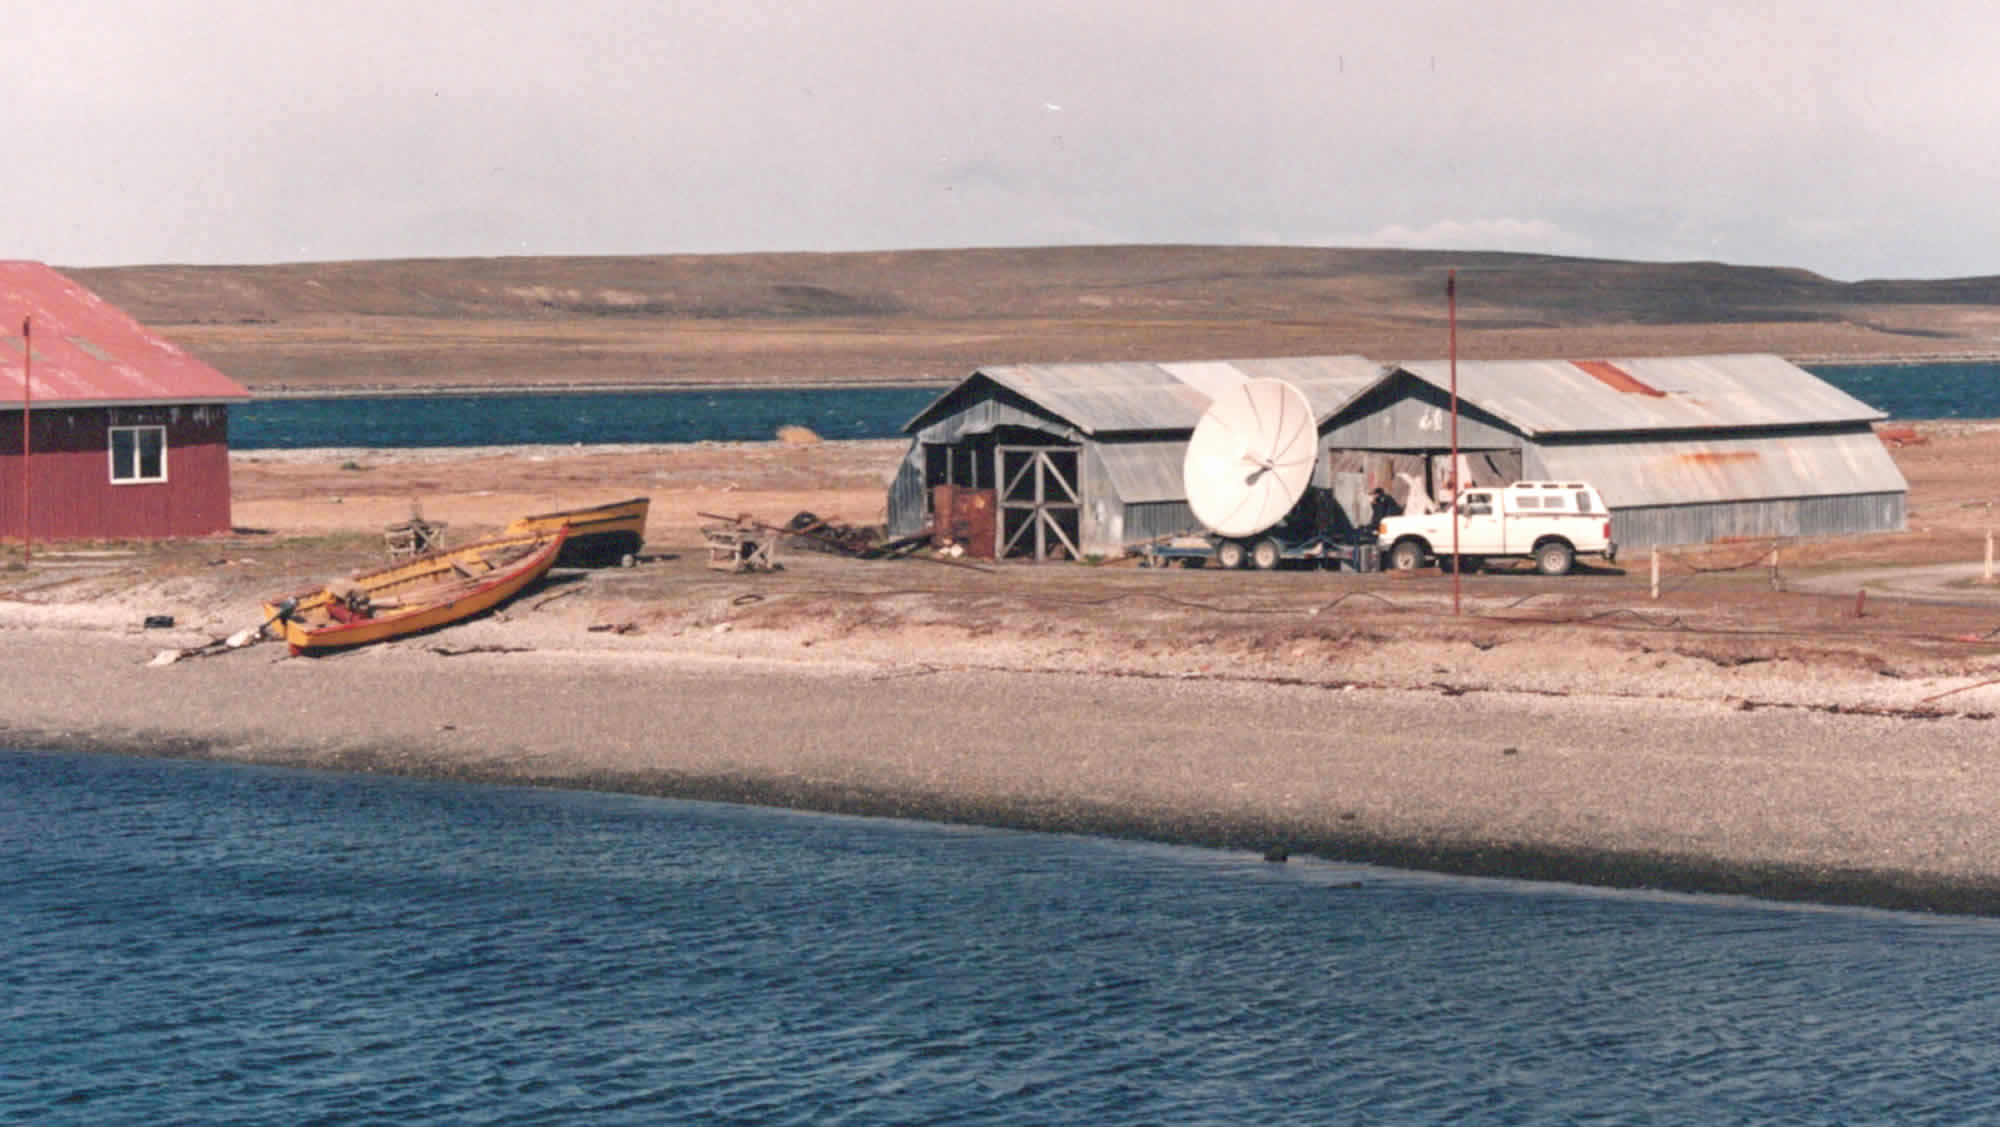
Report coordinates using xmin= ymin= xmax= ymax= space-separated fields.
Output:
xmin=7 ymin=0 xmax=1995 ymax=280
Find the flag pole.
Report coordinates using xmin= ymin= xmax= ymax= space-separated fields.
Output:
xmin=1448 ymin=271 xmax=1459 ymax=616
xmin=19 ymin=316 xmax=29 ymax=567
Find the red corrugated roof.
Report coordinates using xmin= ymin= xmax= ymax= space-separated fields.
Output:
xmin=0 ymin=261 xmax=248 ymax=408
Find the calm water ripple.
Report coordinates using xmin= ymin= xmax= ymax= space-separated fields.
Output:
xmin=5 ymin=748 xmax=2000 ymax=1124
xmin=227 ymin=364 xmax=2000 ymax=450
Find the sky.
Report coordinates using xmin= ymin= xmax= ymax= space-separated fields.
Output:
xmin=7 ymin=0 xmax=1997 ymax=280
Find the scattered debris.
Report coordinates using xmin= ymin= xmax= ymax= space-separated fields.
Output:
xmin=428 ymin=644 xmax=533 ymax=657
xmin=384 ymin=511 xmax=448 ymax=560
xmin=143 ymin=614 xmax=175 ymax=629
xmin=783 ymin=510 xmax=882 ymax=556
xmin=701 ymin=514 xmax=780 ymax=573
xmin=146 ymin=624 xmax=267 ymax=666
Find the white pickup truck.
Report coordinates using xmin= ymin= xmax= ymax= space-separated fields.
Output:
xmin=1377 ymin=481 xmax=1616 ymax=576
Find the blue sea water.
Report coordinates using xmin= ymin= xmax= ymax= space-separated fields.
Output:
xmin=1810 ymin=361 xmax=2000 ymax=421
xmin=230 ymin=386 xmax=944 ymax=450
xmin=6 ymin=748 xmax=1999 ymax=1125
xmin=225 ymin=363 xmax=2000 ymax=451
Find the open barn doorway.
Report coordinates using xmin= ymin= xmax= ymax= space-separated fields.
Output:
xmin=1328 ymin=448 xmax=1522 ymax=528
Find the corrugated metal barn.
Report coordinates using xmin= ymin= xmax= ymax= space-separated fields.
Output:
xmin=1 ymin=262 xmax=250 ymax=541
xmin=888 ymin=356 xmax=1385 ymax=559
xmin=1321 ymin=354 xmax=1908 ymax=549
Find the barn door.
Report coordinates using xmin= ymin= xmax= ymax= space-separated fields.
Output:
xmin=996 ymin=445 xmax=1081 ymax=561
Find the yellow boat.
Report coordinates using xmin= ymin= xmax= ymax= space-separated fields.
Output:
xmin=263 ymin=526 xmax=568 ymax=655
xmin=505 ymin=496 xmax=649 ymax=567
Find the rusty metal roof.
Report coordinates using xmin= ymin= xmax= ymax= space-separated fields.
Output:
xmin=1395 ymin=354 xmax=1883 ymax=436
xmin=906 ymin=355 xmax=1385 ymax=436
xmin=0 ymin=261 xmax=249 ymax=409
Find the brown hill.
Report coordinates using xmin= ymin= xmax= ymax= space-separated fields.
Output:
xmin=65 ymin=246 xmax=2000 ymax=392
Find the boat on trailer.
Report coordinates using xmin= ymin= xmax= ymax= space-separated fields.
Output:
xmin=263 ymin=526 xmax=568 ymax=655
xmin=505 ymin=497 xmax=649 ymax=567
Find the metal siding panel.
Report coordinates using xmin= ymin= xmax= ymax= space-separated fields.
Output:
xmin=1610 ymin=493 xmax=1907 ymax=549
xmin=1536 ymin=429 xmax=1907 ymax=509
xmin=885 ymin=446 xmax=928 ymax=537
xmin=1092 ymin=440 xmax=1189 ymax=504
xmin=1120 ymin=501 xmax=1201 ymax=547
xmin=2 ymin=405 xmax=231 ymax=539
xmin=1322 ymin=389 xmax=1521 ymax=450
xmin=910 ymin=397 xmax=1079 ymax=445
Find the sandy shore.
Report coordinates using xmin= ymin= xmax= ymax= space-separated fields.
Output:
xmin=6 ymin=428 xmax=2000 ymax=914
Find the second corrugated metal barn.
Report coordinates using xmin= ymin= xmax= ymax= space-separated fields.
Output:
xmin=1329 ymin=354 xmax=1907 ymax=550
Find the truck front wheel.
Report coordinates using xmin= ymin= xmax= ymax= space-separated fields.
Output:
xmin=1535 ymin=540 xmax=1575 ymax=576
xmin=1388 ymin=540 xmax=1427 ymax=572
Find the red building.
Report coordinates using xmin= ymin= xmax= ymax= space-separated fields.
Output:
xmin=1 ymin=262 xmax=249 ymax=541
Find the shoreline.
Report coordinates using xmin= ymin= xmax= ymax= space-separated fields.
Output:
xmin=15 ymin=727 xmax=2000 ymax=919
xmin=18 ymin=724 xmax=1998 ymax=919
xmin=5 ymin=596 xmax=2000 ymax=918
xmin=11 ymin=425 xmax=2000 ymax=918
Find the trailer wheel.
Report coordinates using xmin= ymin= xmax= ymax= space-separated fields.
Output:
xmin=1250 ymin=538 xmax=1283 ymax=570
xmin=1388 ymin=539 xmax=1427 ymax=572
xmin=1535 ymin=540 xmax=1575 ymax=576
xmin=1216 ymin=540 xmax=1248 ymax=569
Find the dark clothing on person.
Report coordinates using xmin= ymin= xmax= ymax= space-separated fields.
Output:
xmin=1368 ymin=489 xmax=1402 ymax=527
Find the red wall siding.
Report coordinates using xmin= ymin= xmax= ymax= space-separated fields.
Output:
xmin=0 ymin=405 xmax=233 ymax=540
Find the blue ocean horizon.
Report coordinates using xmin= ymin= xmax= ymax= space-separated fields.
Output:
xmin=227 ymin=361 xmax=2000 ymax=451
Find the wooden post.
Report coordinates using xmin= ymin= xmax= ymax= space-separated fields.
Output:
xmin=1650 ymin=547 xmax=1660 ymax=600
xmin=1769 ymin=543 xmax=1780 ymax=592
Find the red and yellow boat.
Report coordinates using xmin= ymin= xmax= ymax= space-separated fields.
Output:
xmin=263 ymin=526 xmax=567 ymax=655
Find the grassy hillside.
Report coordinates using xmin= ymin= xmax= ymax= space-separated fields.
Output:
xmin=65 ymin=246 xmax=2000 ymax=391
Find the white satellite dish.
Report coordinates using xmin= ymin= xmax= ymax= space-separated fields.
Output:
xmin=1183 ymin=378 xmax=1318 ymax=538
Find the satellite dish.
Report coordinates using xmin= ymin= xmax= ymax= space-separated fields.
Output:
xmin=1183 ymin=379 xmax=1318 ymax=538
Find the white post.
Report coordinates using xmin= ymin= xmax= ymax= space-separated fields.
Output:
xmin=1650 ymin=547 xmax=1660 ymax=600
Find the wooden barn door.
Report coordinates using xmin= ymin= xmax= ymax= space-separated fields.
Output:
xmin=996 ymin=445 xmax=1081 ymax=561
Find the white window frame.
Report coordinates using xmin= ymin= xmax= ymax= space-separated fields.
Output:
xmin=109 ymin=424 xmax=168 ymax=484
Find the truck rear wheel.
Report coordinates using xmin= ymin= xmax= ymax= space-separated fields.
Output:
xmin=1215 ymin=540 xmax=1248 ymax=569
xmin=1250 ymin=538 xmax=1282 ymax=570
xmin=1388 ymin=539 xmax=1426 ymax=572
xmin=1535 ymin=540 xmax=1574 ymax=576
